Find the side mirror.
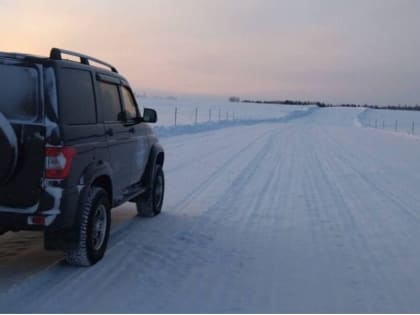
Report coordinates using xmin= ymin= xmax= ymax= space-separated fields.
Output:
xmin=143 ymin=108 xmax=158 ymax=123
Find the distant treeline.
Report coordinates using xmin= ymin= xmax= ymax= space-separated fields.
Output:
xmin=241 ymin=99 xmax=420 ymax=111
xmin=242 ymin=99 xmax=324 ymax=106
xmin=319 ymin=103 xmax=420 ymax=111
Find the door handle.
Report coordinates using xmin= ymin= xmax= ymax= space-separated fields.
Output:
xmin=106 ymin=128 xmax=114 ymax=137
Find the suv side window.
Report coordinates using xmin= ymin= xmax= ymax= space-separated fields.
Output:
xmin=98 ymin=81 xmax=122 ymax=122
xmin=121 ymin=86 xmax=139 ymax=120
xmin=58 ymin=68 xmax=96 ymax=125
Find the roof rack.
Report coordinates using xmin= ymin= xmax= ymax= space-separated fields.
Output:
xmin=0 ymin=52 xmax=29 ymax=60
xmin=50 ymin=48 xmax=118 ymax=73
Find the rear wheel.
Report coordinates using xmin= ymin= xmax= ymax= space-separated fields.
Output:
xmin=136 ymin=166 xmax=165 ymax=217
xmin=64 ymin=187 xmax=111 ymax=266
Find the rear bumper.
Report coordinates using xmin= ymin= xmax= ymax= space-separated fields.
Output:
xmin=0 ymin=186 xmax=81 ymax=231
xmin=0 ymin=212 xmax=44 ymax=231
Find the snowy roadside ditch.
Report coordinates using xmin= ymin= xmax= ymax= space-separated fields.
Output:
xmin=154 ymin=106 xmax=318 ymax=138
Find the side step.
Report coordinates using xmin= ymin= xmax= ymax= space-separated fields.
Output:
xmin=114 ymin=184 xmax=147 ymax=205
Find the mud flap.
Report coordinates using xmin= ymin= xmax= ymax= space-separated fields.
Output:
xmin=44 ymin=228 xmax=78 ymax=251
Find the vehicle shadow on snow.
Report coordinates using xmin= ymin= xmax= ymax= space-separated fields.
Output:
xmin=0 ymin=209 xmax=202 ymax=314
xmin=0 ymin=231 xmax=62 ymax=290
xmin=0 ymin=204 xmax=194 ymax=298
xmin=0 ymin=204 xmax=146 ymax=288
xmin=0 ymin=209 xmax=218 ymax=312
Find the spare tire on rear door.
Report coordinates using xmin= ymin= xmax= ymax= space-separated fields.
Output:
xmin=0 ymin=112 xmax=18 ymax=185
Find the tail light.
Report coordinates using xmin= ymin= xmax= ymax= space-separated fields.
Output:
xmin=45 ymin=147 xmax=76 ymax=179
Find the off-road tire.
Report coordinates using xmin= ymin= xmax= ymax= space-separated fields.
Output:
xmin=136 ymin=166 xmax=165 ymax=217
xmin=64 ymin=187 xmax=111 ymax=266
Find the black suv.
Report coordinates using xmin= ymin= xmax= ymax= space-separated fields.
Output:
xmin=0 ymin=48 xmax=165 ymax=266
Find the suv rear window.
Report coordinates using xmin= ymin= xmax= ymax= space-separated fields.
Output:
xmin=0 ymin=64 xmax=39 ymax=120
xmin=58 ymin=68 xmax=96 ymax=125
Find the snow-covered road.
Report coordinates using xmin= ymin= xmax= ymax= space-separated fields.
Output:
xmin=1 ymin=107 xmax=420 ymax=313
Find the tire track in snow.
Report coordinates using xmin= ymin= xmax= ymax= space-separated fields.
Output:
xmin=106 ymin=125 xmax=279 ymax=251
xmin=139 ymin=126 xmax=286 ymax=312
xmin=214 ymin=125 xmax=301 ymax=312
xmin=168 ymin=127 xmax=276 ymax=213
xmin=321 ymin=128 xmax=420 ymax=223
xmin=315 ymin=127 xmax=420 ymax=312
xmin=301 ymin=129 xmax=393 ymax=312
xmin=157 ymin=125 xmax=290 ymax=312
xmin=80 ymin=125 xmax=282 ymax=312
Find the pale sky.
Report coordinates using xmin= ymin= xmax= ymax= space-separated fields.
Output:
xmin=1 ymin=0 xmax=420 ymax=105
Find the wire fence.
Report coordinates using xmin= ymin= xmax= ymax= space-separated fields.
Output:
xmin=363 ymin=119 xmax=420 ymax=136
xmin=171 ymin=107 xmax=242 ymax=126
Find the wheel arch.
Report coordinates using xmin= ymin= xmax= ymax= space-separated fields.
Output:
xmin=91 ymin=175 xmax=112 ymax=205
xmin=79 ymin=161 xmax=113 ymax=205
xmin=156 ymin=150 xmax=165 ymax=166
xmin=142 ymin=143 xmax=164 ymax=189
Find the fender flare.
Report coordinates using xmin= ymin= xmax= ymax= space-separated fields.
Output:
xmin=79 ymin=161 xmax=113 ymax=203
xmin=142 ymin=143 xmax=165 ymax=192
xmin=81 ymin=161 xmax=113 ymax=186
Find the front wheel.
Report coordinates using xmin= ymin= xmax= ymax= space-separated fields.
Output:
xmin=64 ymin=187 xmax=111 ymax=266
xmin=136 ymin=166 xmax=165 ymax=217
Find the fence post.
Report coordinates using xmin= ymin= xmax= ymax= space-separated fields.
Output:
xmin=226 ymin=112 xmax=229 ymax=120
xmin=194 ymin=108 xmax=198 ymax=124
xmin=382 ymin=120 xmax=385 ymax=129
xmin=209 ymin=108 xmax=212 ymax=122
xmin=375 ymin=120 xmax=378 ymax=129
xmin=233 ymin=111 xmax=236 ymax=120
xmin=174 ymin=107 xmax=178 ymax=126
xmin=412 ymin=121 xmax=415 ymax=135
xmin=395 ymin=120 xmax=398 ymax=132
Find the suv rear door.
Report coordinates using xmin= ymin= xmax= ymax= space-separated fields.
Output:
xmin=0 ymin=60 xmax=46 ymax=209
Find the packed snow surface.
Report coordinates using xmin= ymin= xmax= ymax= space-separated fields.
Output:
xmin=1 ymin=106 xmax=420 ymax=313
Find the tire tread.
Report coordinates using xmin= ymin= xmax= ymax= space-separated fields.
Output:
xmin=64 ymin=187 xmax=108 ymax=266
